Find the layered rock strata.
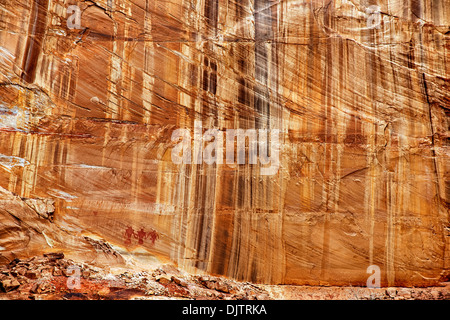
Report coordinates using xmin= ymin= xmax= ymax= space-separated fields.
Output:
xmin=0 ymin=0 xmax=448 ymax=287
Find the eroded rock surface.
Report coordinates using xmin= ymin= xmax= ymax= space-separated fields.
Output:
xmin=0 ymin=0 xmax=448 ymax=289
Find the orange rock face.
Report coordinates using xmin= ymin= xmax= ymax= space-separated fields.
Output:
xmin=0 ymin=0 xmax=448 ymax=287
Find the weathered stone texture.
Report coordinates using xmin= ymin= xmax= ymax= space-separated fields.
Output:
xmin=0 ymin=0 xmax=448 ymax=286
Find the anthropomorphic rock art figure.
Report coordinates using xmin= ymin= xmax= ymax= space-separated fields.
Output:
xmin=124 ymin=226 xmax=159 ymax=246
xmin=124 ymin=226 xmax=135 ymax=245
xmin=135 ymin=227 xmax=147 ymax=245
xmin=147 ymin=229 xmax=159 ymax=245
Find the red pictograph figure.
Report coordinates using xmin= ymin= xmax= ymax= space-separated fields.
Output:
xmin=124 ymin=226 xmax=159 ymax=246
xmin=147 ymin=229 xmax=159 ymax=245
xmin=124 ymin=226 xmax=135 ymax=245
xmin=135 ymin=227 xmax=147 ymax=245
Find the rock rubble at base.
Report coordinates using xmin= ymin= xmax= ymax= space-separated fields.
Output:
xmin=0 ymin=253 xmax=271 ymax=300
xmin=0 ymin=253 xmax=448 ymax=300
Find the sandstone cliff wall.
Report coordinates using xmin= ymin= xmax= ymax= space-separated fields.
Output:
xmin=0 ymin=0 xmax=448 ymax=286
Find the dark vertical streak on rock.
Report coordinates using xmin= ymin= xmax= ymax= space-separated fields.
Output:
xmin=237 ymin=57 xmax=249 ymax=107
xmin=418 ymin=23 xmax=442 ymax=205
xmin=210 ymin=61 xmax=217 ymax=95
xmin=411 ymin=0 xmax=422 ymax=22
xmin=201 ymin=0 xmax=219 ymax=119
xmin=193 ymin=0 xmax=221 ymax=270
xmin=21 ymin=0 xmax=48 ymax=84
xmin=204 ymin=0 xmax=219 ymax=33
xmin=421 ymin=73 xmax=441 ymax=200
xmin=194 ymin=171 xmax=207 ymax=269
xmin=254 ymin=0 xmax=273 ymax=129
xmin=68 ymin=60 xmax=78 ymax=103
xmin=202 ymin=57 xmax=209 ymax=92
